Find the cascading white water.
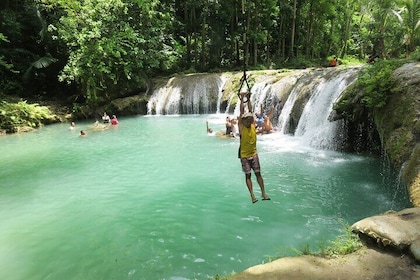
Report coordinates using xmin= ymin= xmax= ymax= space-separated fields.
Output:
xmin=147 ymin=77 xmax=178 ymax=115
xmin=276 ymin=76 xmax=307 ymax=134
xmin=148 ymin=68 xmax=360 ymax=149
xmin=228 ymin=67 xmax=360 ymax=149
xmin=277 ymin=85 xmax=300 ymax=134
xmin=216 ymin=74 xmax=229 ymax=114
xmin=229 ymin=73 xmax=301 ymax=117
xmin=183 ymin=79 xmax=210 ymax=114
xmin=294 ymin=68 xmax=359 ymax=149
xmin=250 ymin=82 xmax=271 ymax=110
xmin=147 ymin=73 xmax=228 ymax=115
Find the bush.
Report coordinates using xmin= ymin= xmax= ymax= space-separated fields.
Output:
xmin=357 ymin=60 xmax=405 ymax=108
xmin=409 ymin=46 xmax=420 ymax=61
xmin=334 ymin=59 xmax=406 ymax=121
xmin=0 ymin=100 xmax=54 ymax=133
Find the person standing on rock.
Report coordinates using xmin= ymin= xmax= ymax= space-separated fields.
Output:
xmin=238 ymin=91 xmax=270 ymax=203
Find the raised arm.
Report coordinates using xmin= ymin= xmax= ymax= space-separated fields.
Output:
xmin=239 ymin=92 xmax=253 ymax=134
xmin=267 ymin=104 xmax=274 ymax=119
xmin=239 ymin=92 xmax=246 ymax=116
xmin=247 ymin=94 xmax=253 ymax=113
xmin=239 ymin=91 xmax=253 ymax=115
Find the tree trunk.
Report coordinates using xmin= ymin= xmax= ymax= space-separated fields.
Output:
xmin=245 ymin=5 xmax=251 ymax=67
xmin=253 ymin=39 xmax=258 ymax=66
xmin=201 ymin=4 xmax=207 ymax=69
xmin=327 ymin=18 xmax=334 ymax=56
xmin=232 ymin=0 xmax=240 ymax=66
xmin=341 ymin=2 xmax=353 ymax=58
xmin=290 ymin=0 xmax=297 ymax=58
xmin=277 ymin=17 xmax=285 ymax=58
xmin=305 ymin=2 xmax=314 ymax=57
xmin=184 ymin=3 xmax=191 ymax=66
xmin=266 ymin=32 xmax=271 ymax=66
xmin=236 ymin=39 xmax=240 ymax=66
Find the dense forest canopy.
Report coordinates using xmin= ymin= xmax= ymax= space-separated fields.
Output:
xmin=0 ymin=0 xmax=419 ymax=104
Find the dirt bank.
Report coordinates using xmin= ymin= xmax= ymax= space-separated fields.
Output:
xmin=230 ymin=246 xmax=419 ymax=280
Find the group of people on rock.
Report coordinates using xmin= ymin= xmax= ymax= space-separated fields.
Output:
xmin=102 ymin=112 xmax=119 ymax=125
xmin=213 ymin=105 xmax=274 ymax=138
xmin=255 ymin=104 xmax=274 ymax=134
xmin=69 ymin=112 xmax=119 ymax=137
xmin=222 ymin=104 xmax=275 ymax=137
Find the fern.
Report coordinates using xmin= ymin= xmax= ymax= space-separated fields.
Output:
xmin=0 ymin=100 xmax=54 ymax=133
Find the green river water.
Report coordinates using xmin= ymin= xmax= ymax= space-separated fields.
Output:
xmin=0 ymin=115 xmax=410 ymax=280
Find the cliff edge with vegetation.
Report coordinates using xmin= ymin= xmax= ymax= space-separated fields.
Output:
xmin=334 ymin=62 xmax=420 ymax=207
xmin=384 ymin=63 xmax=420 ymax=206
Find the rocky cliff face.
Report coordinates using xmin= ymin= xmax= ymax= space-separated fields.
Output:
xmin=379 ymin=63 xmax=420 ymax=206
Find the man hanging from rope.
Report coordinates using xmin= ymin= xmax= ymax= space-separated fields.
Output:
xmin=238 ymin=91 xmax=271 ymax=203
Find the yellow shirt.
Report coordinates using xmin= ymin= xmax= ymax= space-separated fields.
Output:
xmin=240 ymin=124 xmax=257 ymax=158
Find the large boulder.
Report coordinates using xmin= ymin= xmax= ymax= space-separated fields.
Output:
xmin=351 ymin=207 xmax=420 ymax=261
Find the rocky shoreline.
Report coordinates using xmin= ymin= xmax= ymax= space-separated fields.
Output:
xmin=230 ymin=208 xmax=420 ymax=279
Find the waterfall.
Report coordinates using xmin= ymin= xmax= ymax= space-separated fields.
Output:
xmin=147 ymin=67 xmax=361 ymax=150
xmin=277 ymin=85 xmax=300 ymax=134
xmin=147 ymin=73 xmax=228 ymax=115
xmin=216 ymin=74 xmax=229 ymax=114
xmin=276 ymin=75 xmax=307 ymax=134
xmin=230 ymin=67 xmax=360 ymax=149
xmin=229 ymin=71 xmax=304 ymax=118
xmin=294 ymin=68 xmax=359 ymax=149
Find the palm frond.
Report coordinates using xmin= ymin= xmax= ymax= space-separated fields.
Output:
xmin=31 ymin=55 xmax=58 ymax=69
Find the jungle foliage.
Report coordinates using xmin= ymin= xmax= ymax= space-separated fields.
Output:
xmin=0 ymin=100 xmax=56 ymax=133
xmin=0 ymin=0 xmax=419 ymax=104
xmin=333 ymin=59 xmax=406 ymax=122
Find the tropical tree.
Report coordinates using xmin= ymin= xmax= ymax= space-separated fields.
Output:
xmin=39 ymin=0 xmax=177 ymax=100
xmin=1 ymin=0 xmax=416 ymax=104
xmin=398 ymin=0 xmax=420 ymax=55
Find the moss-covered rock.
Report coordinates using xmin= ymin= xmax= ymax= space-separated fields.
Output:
xmin=401 ymin=144 xmax=420 ymax=206
xmin=106 ymin=95 xmax=149 ymax=116
xmin=378 ymin=63 xmax=420 ymax=206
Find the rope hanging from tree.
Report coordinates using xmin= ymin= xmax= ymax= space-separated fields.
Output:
xmin=237 ymin=64 xmax=251 ymax=103
xmin=237 ymin=0 xmax=251 ymax=103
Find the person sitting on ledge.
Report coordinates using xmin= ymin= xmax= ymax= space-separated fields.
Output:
xmin=262 ymin=105 xmax=275 ymax=134
xmin=255 ymin=105 xmax=265 ymax=132
xmin=330 ymin=56 xmax=338 ymax=67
